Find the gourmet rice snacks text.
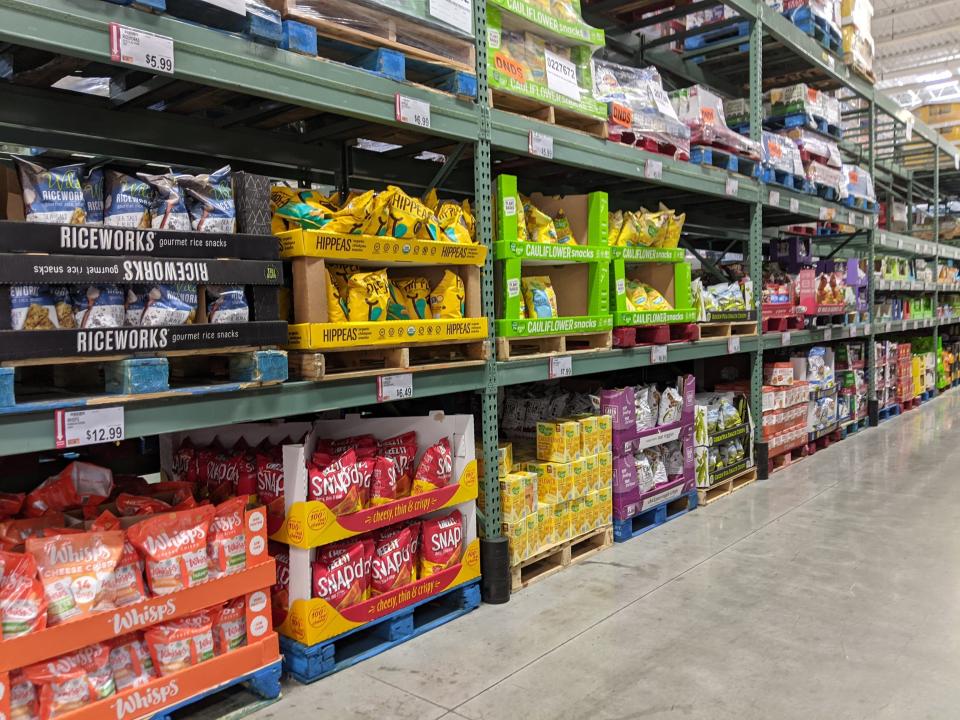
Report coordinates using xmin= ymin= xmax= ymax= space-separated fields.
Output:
xmin=0 ymin=551 xmax=46 ymax=638
xmin=145 ymin=612 xmax=215 ymax=676
xmin=108 ymin=635 xmax=156 ymax=691
xmin=312 ymin=538 xmax=371 ymax=611
xmin=411 ymin=438 xmax=453 ymax=495
xmin=25 ymin=462 xmax=113 ymax=517
xmin=210 ymin=597 xmax=247 ymax=655
xmin=24 ymin=643 xmax=116 ymax=719
xmin=208 ymin=496 xmax=247 ymax=580
xmin=419 ymin=510 xmax=463 ymax=577
xmin=128 ymin=505 xmax=217 ymax=595
xmin=371 ymin=523 xmax=420 ymax=595
xmin=27 ymin=530 xmax=123 ymax=625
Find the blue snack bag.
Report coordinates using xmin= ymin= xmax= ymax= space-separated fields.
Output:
xmin=181 ymin=166 xmax=236 ymax=233
xmin=72 ymin=285 xmax=125 ymax=328
xmin=104 ymin=170 xmax=153 ymax=228
xmin=14 ymin=158 xmax=87 ymax=224
xmin=206 ymin=286 xmax=249 ymax=324
xmin=82 ymin=167 xmax=105 ymax=225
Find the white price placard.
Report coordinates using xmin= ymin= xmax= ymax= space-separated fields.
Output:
xmin=650 ymin=345 xmax=667 ymax=364
xmin=768 ymin=190 xmax=780 ymax=207
xmin=727 ymin=336 xmax=740 ymax=353
xmin=864 ymin=323 xmax=871 ymax=335
xmin=544 ymin=49 xmax=581 ymax=101
xmin=789 ymin=198 xmax=799 ymax=213
xmin=849 ymin=212 xmax=858 ymax=226
xmin=905 ymin=117 xmax=914 ymax=141
xmin=725 ymin=177 xmax=739 ymax=196
xmin=109 ymin=23 xmax=174 ymax=74
xmin=644 ymin=159 xmax=663 ymax=181
xmin=615 ymin=278 xmax=625 ymax=295
xmin=824 ymin=327 xmax=832 ymax=341
xmin=377 ymin=373 xmax=413 ymax=402
xmin=395 ymin=94 xmax=431 ymax=129
xmin=898 ymin=239 xmax=904 ymax=249
xmin=503 ymin=196 xmax=516 ymax=216
xmin=548 ymin=355 xmax=573 ymax=378
xmin=885 ymin=322 xmax=891 ymax=333
xmin=507 ymin=277 xmax=520 ymax=297
xmin=781 ymin=331 xmax=791 ymax=346
xmin=819 ymin=207 xmax=829 ymax=221
xmin=849 ymin=325 xmax=857 ymax=337
xmin=428 ymin=0 xmax=472 ymax=33
xmin=55 ymin=407 xmax=124 ymax=449
xmin=528 ymin=131 xmax=554 ymax=159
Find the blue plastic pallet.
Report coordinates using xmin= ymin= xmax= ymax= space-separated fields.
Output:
xmin=613 ymin=490 xmax=697 ymax=543
xmin=102 ymin=0 xmax=283 ymax=46
xmin=149 ymin=659 xmax=282 ymax=720
xmin=690 ymin=146 xmax=761 ymax=178
xmin=836 ymin=417 xmax=868 ymax=439
xmin=282 ymin=580 xmax=481 ymax=684
xmin=842 ymin=195 xmax=880 ymax=213
xmin=784 ymin=6 xmax=841 ymax=53
xmin=763 ymin=167 xmax=815 ymax=194
xmin=765 ymin=112 xmax=842 ymax=139
xmin=684 ymin=20 xmax=751 ymax=51
xmin=814 ymin=183 xmax=839 ymax=203
xmin=878 ymin=403 xmax=901 ymax=422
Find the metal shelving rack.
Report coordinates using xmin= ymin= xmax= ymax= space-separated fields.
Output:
xmin=0 ymin=0 xmax=957 ymax=593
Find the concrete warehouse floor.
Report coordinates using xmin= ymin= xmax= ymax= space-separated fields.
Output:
xmin=253 ymin=390 xmax=960 ymax=720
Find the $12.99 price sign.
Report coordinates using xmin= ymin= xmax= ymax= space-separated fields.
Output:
xmin=109 ymin=23 xmax=174 ymax=74
xmin=55 ymin=407 xmax=125 ymax=449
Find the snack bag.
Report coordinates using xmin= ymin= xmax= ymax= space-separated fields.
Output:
xmin=82 ymin=167 xmax=104 ymax=225
xmin=27 ymin=531 xmax=124 ymax=624
xmin=24 ymin=643 xmax=116 ymax=718
xmin=322 ymin=190 xmax=374 ymax=235
xmin=429 ymin=270 xmax=465 ymax=320
xmin=312 ymin=538 xmax=370 ymax=611
xmin=617 ymin=211 xmax=641 ymax=246
xmin=256 ymin=447 xmax=284 ymax=506
xmin=524 ymin=201 xmax=558 ymax=243
xmin=10 ymin=671 xmax=39 ymax=720
xmin=127 ymin=505 xmax=217 ymax=595
xmin=642 ymin=284 xmax=672 ymax=311
xmin=624 ymin=280 xmax=648 ymax=312
xmin=11 ymin=285 xmax=59 ymax=331
xmin=145 ymin=612 xmax=215 ymax=676
xmin=14 ymin=158 xmax=87 ymax=224
xmin=208 ymin=496 xmax=247 ymax=580
xmin=0 ymin=551 xmax=46 ymax=638
xmin=393 ymin=276 xmax=431 ymax=320
xmin=180 ymin=166 xmax=236 ymax=233
xmin=347 ymin=269 xmax=390 ymax=322
xmin=72 ymin=285 xmax=125 ymax=329
xmin=608 ymin=210 xmax=624 ymax=246
xmin=419 ymin=510 xmax=463 ymax=577
xmin=104 ymin=170 xmax=152 ymax=228
xmin=206 ymin=286 xmax=249 ymax=324
xmin=52 ymin=286 xmax=77 ymax=329
xmin=554 ymin=209 xmax=576 ymax=245
xmin=271 ymin=186 xmax=335 ymax=233
xmin=210 ymin=597 xmax=247 ymax=655
xmin=315 ymin=434 xmax=379 ymax=457
xmin=370 ymin=523 xmax=420 ymax=594
xmin=514 ymin=194 xmax=530 ymax=243
xmin=379 ymin=433 xmax=417 ymax=497
xmin=363 ymin=186 xmax=441 ymax=241
xmin=437 ymin=200 xmax=472 ymax=243
xmin=124 ymin=285 xmax=196 ymax=326
xmin=663 ymin=208 xmax=684 ymax=248
xmin=307 ymin=449 xmax=365 ymax=516
xmin=90 ymin=512 xmax=147 ymax=608
xmin=658 ymin=386 xmax=684 ymax=425
xmin=411 ymin=438 xmax=453 ymax=495
xmin=0 ymin=492 xmax=24 ymax=518
xmin=387 ymin=281 xmax=412 ymax=321
xmin=521 ymin=276 xmax=558 ymax=319
xmin=140 ymin=172 xmax=191 ymax=230
xmin=108 ymin=635 xmax=156 ymax=691
xmin=0 ymin=515 xmax=67 ymax=551
xmin=370 ymin=455 xmax=398 ymax=506
xmin=461 ymin=198 xmax=476 ymax=239
xmin=25 ymin=462 xmax=113 ymax=517
xmin=325 ymin=267 xmax=348 ymax=323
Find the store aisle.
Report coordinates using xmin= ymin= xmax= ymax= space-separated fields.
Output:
xmin=254 ymin=392 xmax=960 ymax=720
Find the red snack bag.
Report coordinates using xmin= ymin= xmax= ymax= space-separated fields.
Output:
xmin=0 ymin=492 xmax=24 ymax=518
xmin=127 ymin=505 xmax=217 ymax=596
xmin=90 ymin=512 xmax=148 ymax=609
xmin=108 ymin=634 xmax=156 ymax=690
xmin=311 ymin=538 xmax=370 ymax=611
xmin=112 ymin=475 xmax=151 ymax=496
xmin=411 ymin=438 xmax=453 ymax=495
xmin=380 ymin=440 xmax=416 ymax=497
xmin=10 ymin=670 xmax=39 ymax=720
xmin=27 ymin=531 xmax=124 ymax=625
xmin=144 ymin=611 xmax=215 ymax=676
xmin=208 ymin=496 xmax=247 ymax=580
xmin=307 ymin=449 xmax=363 ymax=516
xmin=171 ymin=440 xmax=197 ymax=483
xmin=370 ymin=456 xmax=398 ymax=506
xmin=39 ymin=526 xmax=84 ymax=537
xmin=0 ymin=551 xmax=47 ymax=639
xmin=419 ymin=510 xmax=463 ymax=577
xmin=0 ymin=515 xmax=66 ymax=551
xmin=381 ymin=431 xmax=416 ymax=448
xmin=116 ymin=493 xmax=171 ymax=517
xmin=232 ymin=440 xmax=258 ymax=496
xmin=315 ymin=434 xmax=378 ymax=457
xmin=25 ymin=462 xmax=114 ymax=517
xmin=24 ymin=643 xmax=115 ymax=719
xmin=256 ymin=448 xmax=284 ymax=505
xmin=371 ymin=523 xmax=420 ymax=595
xmin=210 ymin=597 xmax=247 ymax=655
xmin=269 ymin=541 xmax=289 ymax=629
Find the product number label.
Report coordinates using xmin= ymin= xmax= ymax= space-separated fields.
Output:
xmin=768 ymin=190 xmax=780 ymax=207
xmin=395 ymin=94 xmax=431 ymax=129
xmin=849 ymin=325 xmax=857 ymax=337
xmin=725 ymin=177 xmax=739 ymax=196
xmin=863 ymin=323 xmax=871 ymax=335
xmin=781 ymin=331 xmax=791 ymax=346
xmin=548 ymin=355 xmax=573 ymax=379
xmin=55 ymin=407 xmax=125 ymax=449
xmin=650 ymin=345 xmax=667 ymax=364
xmin=824 ymin=328 xmax=832 ymax=341
xmin=503 ymin=196 xmax=517 ymax=217
xmin=109 ymin=23 xmax=174 ymax=74
xmin=644 ymin=159 xmax=663 ymax=181
xmin=428 ymin=0 xmax=472 ymax=33
xmin=789 ymin=198 xmax=799 ymax=213
xmin=727 ymin=336 xmax=740 ymax=353
xmin=544 ymin=49 xmax=581 ymax=101
xmin=507 ymin=277 xmax=520 ymax=297
xmin=528 ymin=131 xmax=554 ymax=159
xmin=377 ymin=373 xmax=413 ymax=402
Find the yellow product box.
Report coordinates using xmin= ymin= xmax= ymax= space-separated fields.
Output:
xmin=502 ymin=519 xmax=527 ymax=566
xmin=529 ymin=461 xmax=575 ymax=503
xmin=538 ymin=501 xmax=558 ymax=548
xmin=571 ymin=414 xmax=599 ymax=456
xmin=524 ymin=512 xmax=540 ymax=558
xmin=597 ymin=486 xmax=612 ymax=525
xmin=596 ymin=414 xmax=612 ymax=452
xmin=554 ymin=502 xmax=572 ymax=542
xmin=499 ymin=442 xmax=514 ymax=477
xmin=518 ymin=470 xmax=538 ymax=515
xmin=499 ymin=474 xmax=527 ymax=524
xmin=570 ymin=457 xmax=589 ymax=498
xmin=581 ymin=455 xmax=597 ymax=496
xmin=597 ymin=451 xmax=612 ymax=490
xmin=582 ymin=491 xmax=597 ymax=530
xmin=571 ymin=497 xmax=592 ymax=536
xmin=536 ymin=420 xmax=581 ymax=462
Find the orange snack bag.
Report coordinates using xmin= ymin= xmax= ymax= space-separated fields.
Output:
xmin=0 ymin=551 xmax=47 ymax=639
xmin=26 ymin=531 xmax=123 ymax=625
xmin=0 ymin=492 xmax=24 ymax=518
xmin=108 ymin=634 xmax=156 ymax=690
xmin=210 ymin=597 xmax=247 ymax=655
xmin=90 ymin=512 xmax=147 ymax=608
xmin=0 ymin=514 xmax=67 ymax=550
xmin=419 ymin=510 xmax=463 ymax=577
xmin=128 ymin=505 xmax=216 ymax=596
xmin=24 ymin=462 xmax=113 ymax=517
xmin=208 ymin=496 xmax=247 ymax=580
xmin=10 ymin=670 xmax=39 ymax=720
xmin=115 ymin=493 xmax=171 ymax=516
xmin=144 ymin=611 xmax=215 ymax=676
xmin=24 ymin=643 xmax=116 ymax=719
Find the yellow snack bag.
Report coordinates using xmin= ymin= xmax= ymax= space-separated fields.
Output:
xmin=608 ymin=210 xmax=623 ymax=246
xmin=514 ymin=194 xmax=530 ymax=243
xmin=364 ymin=186 xmax=441 ymax=241
xmin=617 ymin=210 xmax=641 ymax=246
xmin=270 ymin=186 xmax=335 ymax=234
xmin=461 ymin=199 xmax=476 ymax=238
xmin=554 ymin=208 xmax=576 ymax=245
xmin=521 ymin=276 xmax=558 ymax=319
xmin=642 ymin=284 xmax=672 ymax=311
xmin=346 ymin=268 xmax=390 ymax=322
xmin=648 ymin=208 xmax=671 ymax=247
xmin=663 ymin=208 xmax=685 ymax=249
xmin=394 ymin=276 xmax=432 ymax=320
xmin=387 ymin=281 xmax=412 ymax=321
xmin=423 ymin=188 xmax=439 ymax=212
xmin=625 ymin=279 xmax=648 ymax=312
xmin=524 ymin=202 xmax=558 ymax=243
xmin=328 ymin=264 xmax=359 ymax=299
xmin=637 ymin=208 xmax=665 ymax=246
xmin=325 ymin=267 xmax=348 ymax=323
xmin=429 ymin=270 xmax=465 ymax=319
xmin=437 ymin=200 xmax=472 ymax=243
xmin=322 ymin=189 xmax=375 ymax=235
xmin=518 ymin=290 xmax=527 ymax=319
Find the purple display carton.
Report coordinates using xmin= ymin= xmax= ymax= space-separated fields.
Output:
xmin=599 ymin=387 xmax=636 ymax=431
xmin=769 ymin=235 xmax=812 ymax=270
xmin=614 ymin=476 xmax=690 ymax=521
xmin=610 ymin=375 xmax=697 ymax=456
xmin=612 ymin=423 xmax=696 ymax=521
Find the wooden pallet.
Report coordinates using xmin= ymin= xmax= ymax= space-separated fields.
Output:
xmin=698 ymin=321 xmax=758 ymax=339
xmin=510 ymin=525 xmax=613 ymax=593
xmin=288 ymin=342 xmax=487 ymax=380
xmin=496 ymin=330 xmax=611 ymax=361
xmin=491 ymin=89 xmax=608 ymax=139
xmin=696 ymin=466 xmax=757 ymax=506
xmin=266 ymin=0 xmax=475 ymax=72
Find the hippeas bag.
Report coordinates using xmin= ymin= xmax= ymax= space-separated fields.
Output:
xmin=327 ymin=264 xmax=358 ymax=301
xmin=394 ymin=276 xmax=432 ymax=320
xmin=347 ymin=269 xmax=390 ymax=322
xmin=437 ymin=200 xmax=472 ymax=244
xmin=363 ymin=186 xmax=441 ymax=241
xmin=270 ymin=186 xmax=336 ymax=234
xmin=322 ymin=190 xmax=375 ymax=235
xmin=461 ymin=199 xmax=476 ymax=239
xmin=429 ymin=270 xmax=465 ymax=319
xmin=422 ymin=188 xmax=439 ymax=212
xmin=387 ymin=281 xmax=412 ymax=321
xmin=524 ymin=200 xmax=558 ymax=244
xmin=325 ymin=267 xmax=348 ymax=323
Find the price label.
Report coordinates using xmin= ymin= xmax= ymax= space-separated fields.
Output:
xmin=789 ymin=198 xmax=799 ymax=213
xmin=725 ymin=177 xmax=739 ymax=196
xmin=879 ymin=232 xmax=887 ymax=245
xmin=898 ymin=239 xmax=904 ymax=249
xmin=849 ymin=325 xmax=856 ymax=337
xmin=377 ymin=373 xmax=413 ymax=402
xmin=54 ymin=407 xmax=124 ymax=449
xmin=528 ymin=131 xmax=554 ymax=159
xmin=905 ymin=117 xmax=914 ymax=141
xmin=507 ymin=277 xmax=520 ymax=297
xmin=819 ymin=207 xmax=829 ymax=221
xmin=395 ymin=94 xmax=431 ymax=129
xmin=864 ymin=323 xmax=871 ymax=335
xmin=727 ymin=336 xmax=740 ymax=353
xmin=824 ymin=327 xmax=832 ymax=341
xmin=503 ymin=196 xmax=516 ymax=217
xmin=109 ymin=23 xmax=174 ymax=74
xmin=849 ymin=212 xmax=858 ymax=226
xmin=428 ymin=0 xmax=472 ymax=33
xmin=650 ymin=345 xmax=667 ymax=364
xmin=548 ymin=355 xmax=573 ymax=379
xmin=544 ymin=49 xmax=581 ymax=101
xmin=769 ymin=190 xmax=781 ymax=207
xmin=781 ymin=331 xmax=791 ymax=346
xmin=644 ymin=159 xmax=663 ymax=181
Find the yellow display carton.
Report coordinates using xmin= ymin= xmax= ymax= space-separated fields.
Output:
xmin=596 ymin=413 xmax=612 ymax=452
xmin=499 ymin=442 xmax=514 ymax=477
xmin=499 ymin=474 xmax=527 ymax=523
xmin=597 ymin=486 xmax=612 ymax=525
xmin=524 ymin=512 xmax=539 ymax=559
xmin=570 ymin=414 xmax=599 ymax=456
xmin=537 ymin=420 xmax=581 ymax=462
xmin=538 ymin=501 xmax=558 ymax=548
xmin=571 ymin=457 xmax=588 ymax=498
xmin=554 ymin=502 xmax=572 ymax=542
xmin=582 ymin=491 xmax=598 ymax=530
xmin=529 ymin=460 xmax=575 ymax=503
xmin=597 ymin=451 xmax=612 ymax=489
xmin=582 ymin=454 xmax=597 ymax=496
xmin=503 ymin=519 xmax=527 ymax=566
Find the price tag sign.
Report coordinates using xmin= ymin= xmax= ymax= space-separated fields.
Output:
xmin=528 ymin=131 xmax=554 ymax=159
xmin=769 ymin=190 xmax=780 ymax=207
xmin=864 ymin=323 xmax=871 ymax=335
xmin=377 ymin=373 xmax=413 ymax=402
xmin=819 ymin=207 xmax=829 ymax=221
xmin=885 ymin=322 xmax=892 ymax=333
xmin=727 ymin=336 xmax=740 ymax=353
xmin=650 ymin=345 xmax=667 ymax=364
xmin=507 ymin=277 xmax=520 ymax=297
xmin=781 ymin=331 xmax=791 ymax=346
xmin=395 ymin=94 xmax=431 ymax=129
xmin=54 ymin=407 xmax=124 ymax=449
xmin=428 ymin=0 xmax=472 ymax=33
xmin=109 ymin=23 xmax=174 ymax=74
xmin=725 ymin=177 xmax=739 ymax=196
xmin=898 ymin=239 xmax=904 ymax=249
xmin=544 ymin=49 xmax=581 ymax=101
xmin=849 ymin=212 xmax=858 ymax=226
xmin=548 ymin=355 xmax=573 ymax=379
xmin=824 ymin=327 xmax=832 ymax=341
xmin=849 ymin=325 xmax=857 ymax=337
xmin=644 ymin=159 xmax=663 ymax=181
xmin=789 ymin=198 xmax=799 ymax=213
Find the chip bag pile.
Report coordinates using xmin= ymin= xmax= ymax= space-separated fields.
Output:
xmin=324 ymin=265 xmax=466 ymax=323
xmin=691 ymin=277 xmax=754 ymax=319
xmin=607 ymin=205 xmax=684 ymax=248
xmin=624 ymin=280 xmax=673 ymax=312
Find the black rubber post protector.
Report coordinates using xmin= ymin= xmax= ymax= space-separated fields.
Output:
xmin=480 ymin=536 xmax=510 ymax=604
xmin=755 ymin=441 xmax=769 ymax=480
xmin=868 ymin=399 xmax=879 ymax=427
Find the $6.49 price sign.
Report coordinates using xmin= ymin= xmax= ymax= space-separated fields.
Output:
xmin=55 ymin=407 xmax=125 ymax=449
xmin=377 ymin=373 xmax=413 ymax=402
xmin=110 ymin=23 xmax=174 ymax=74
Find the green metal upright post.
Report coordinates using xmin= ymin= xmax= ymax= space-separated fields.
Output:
xmin=907 ymin=175 xmax=914 ymax=233
xmin=933 ymin=150 xmax=940 ymax=392
xmin=867 ymin=100 xmax=878 ymax=425
xmin=748 ymin=17 xmax=766 ymax=476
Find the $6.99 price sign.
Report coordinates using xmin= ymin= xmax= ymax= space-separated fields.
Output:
xmin=55 ymin=407 xmax=125 ymax=449
xmin=110 ymin=23 xmax=175 ymax=74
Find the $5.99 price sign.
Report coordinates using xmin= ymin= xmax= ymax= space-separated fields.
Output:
xmin=110 ymin=23 xmax=174 ymax=74
xmin=55 ymin=407 xmax=125 ymax=449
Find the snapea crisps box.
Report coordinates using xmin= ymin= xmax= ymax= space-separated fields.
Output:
xmin=555 ymin=501 xmax=572 ymax=541
xmin=597 ymin=413 xmax=612 ymax=452
xmin=503 ymin=518 xmax=527 ymax=565
xmin=537 ymin=419 xmax=581 ymax=462
xmin=500 ymin=474 xmax=527 ymax=523
xmin=568 ymin=414 xmax=599 ymax=455
xmin=570 ymin=457 xmax=588 ymax=497
xmin=581 ymin=454 xmax=597 ymax=495
xmin=597 ymin=450 xmax=612 ymax=489
xmin=538 ymin=501 xmax=558 ymax=547
xmin=524 ymin=512 xmax=539 ymax=558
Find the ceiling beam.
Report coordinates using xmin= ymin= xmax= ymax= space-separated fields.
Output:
xmin=882 ymin=76 xmax=958 ymax=95
xmin=878 ymin=40 xmax=959 ymax=61
xmin=875 ymin=0 xmax=959 ymax=21
xmin=879 ymin=54 xmax=960 ymax=80
xmin=876 ymin=19 xmax=960 ymax=47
